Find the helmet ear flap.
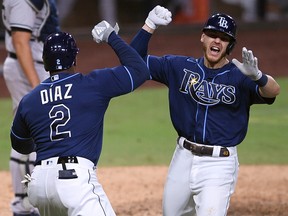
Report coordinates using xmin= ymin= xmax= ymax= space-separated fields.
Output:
xmin=227 ymin=40 xmax=236 ymax=55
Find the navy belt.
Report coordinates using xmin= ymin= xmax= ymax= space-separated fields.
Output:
xmin=182 ymin=139 xmax=230 ymax=157
xmin=8 ymin=52 xmax=44 ymax=64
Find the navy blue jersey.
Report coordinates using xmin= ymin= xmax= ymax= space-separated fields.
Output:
xmin=11 ymin=33 xmax=150 ymax=165
xmin=131 ymin=29 xmax=275 ymax=147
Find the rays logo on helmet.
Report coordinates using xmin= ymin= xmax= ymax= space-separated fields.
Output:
xmin=218 ymin=16 xmax=229 ymax=29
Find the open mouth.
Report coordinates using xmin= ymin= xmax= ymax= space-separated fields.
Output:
xmin=210 ymin=46 xmax=220 ymax=54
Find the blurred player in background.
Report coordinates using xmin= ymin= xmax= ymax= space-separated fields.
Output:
xmin=131 ymin=5 xmax=280 ymax=216
xmin=1 ymin=0 xmax=60 ymax=215
xmin=10 ymin=21 xmax=149 ymax=215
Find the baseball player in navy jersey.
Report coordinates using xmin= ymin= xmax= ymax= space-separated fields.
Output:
xmin=2 ymin=0 xmax=60 ymax=215
xmin=10 ymin=20 xmax=149 ymax=216
xmin=131 ymin=6 xmax=280 ymax=216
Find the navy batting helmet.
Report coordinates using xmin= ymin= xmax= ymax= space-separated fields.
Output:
xmin=203 ymin=13 xmax=237 ymax=54
xmin=43 ymin=32 xmax=79 ymax=72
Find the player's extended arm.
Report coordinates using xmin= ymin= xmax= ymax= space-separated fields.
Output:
xmin=232 ymin=47 xmax=280 ymax=98
xmin=12 ymin=30 xmax=40 ymax=88
xmin=91 ymin=20 xmax=150 ymax=88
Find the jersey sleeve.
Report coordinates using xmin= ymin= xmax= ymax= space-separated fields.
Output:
xmin=10 ymin=100 xmax=35 ymax=154
xmin=88 ymin=32 xmax=150 ymax=97
xmin=9 ymin=0 xmax=36 ymax=31
xmin=239 ymin=71 xmax=276 ymax=105
xmin=147 ymin=54 xmax=181 ymax=87
xmin=88 ymin=66 xmax=139 ymax=97
xmin=130 ymin=29 xmax=183 ymax=87
xmin=255 ymin=86 xmax=275 ymax=104
xmin=130 ymin=29 xmax=152 ymax=58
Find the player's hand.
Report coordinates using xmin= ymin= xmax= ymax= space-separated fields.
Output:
xmin=91 ymin=20 xmax=119 ymax=43
xmin=232 ymin=47 xmax=262 ymax=81
xmin=145 ymin=5 xmax=172 ymax=29
xmin=21 ymin=173 xmax=33 ymax=187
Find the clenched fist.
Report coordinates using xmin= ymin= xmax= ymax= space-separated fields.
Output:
xmin=91 ymin=20 xmax=119 ymax=43
xmin=145 ymin=5 xmax=172 ymax=29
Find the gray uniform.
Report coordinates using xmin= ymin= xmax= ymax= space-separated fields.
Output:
xmin=2 ymin=0 xmax=60 ymax=215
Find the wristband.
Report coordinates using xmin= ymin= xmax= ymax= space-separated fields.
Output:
xmin=145 ymin=18 xmax=157 ymax=30
xmin=255 ymin=73 xmax=268 ymax=87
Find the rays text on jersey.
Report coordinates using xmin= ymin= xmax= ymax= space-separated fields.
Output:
xmin=179 ymin=69 xmax=236 ymax=106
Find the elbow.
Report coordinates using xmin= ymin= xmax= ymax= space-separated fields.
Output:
xmin=260 ymin=76 xmax=281 ymax=98
xmin=11 ymin=142 xmax=34 ymax=155
xmin=270 ymin=76 xmax=281 ymax=96
xmin=144 ymin=68 xmax=150 ymax=80
xmin=274 ymin=84 xmax=281 ymax=96
xmin=10 ymin=133 xmax=35 ymax=154
xmin=270 ymin=83 xmax=281 ymax=97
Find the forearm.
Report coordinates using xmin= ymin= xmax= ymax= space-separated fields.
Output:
xmin=12 ymin=31 xmax=40 ymax=88
xmin=142 ymin=24 xmax=155 ymax=34
xmin=16 ymin=46 xmax=40 ymax=88
xmin=130 ymin=28 xmax=152 ymax=58
xmin=109 ymin=32 xmax=146 ymax=68
xmin=259 ymin=75 xmax=281 ymax=98
xmin=108 ymin=32 xmax=150 ymax=81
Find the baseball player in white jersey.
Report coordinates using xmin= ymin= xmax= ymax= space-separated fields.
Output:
xmin=2 ymin=0 xmax=60 ymax=215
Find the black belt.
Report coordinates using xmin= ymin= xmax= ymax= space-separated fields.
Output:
xmin=182 ymin=139 xmax=230 ymax=157
xmin=8 ymin=52 xmax=44 ymax=64
xmin=35 ymin=156 xmax=79 ymax=179
xmin=35 ymin=156 xmax=78 ymax=166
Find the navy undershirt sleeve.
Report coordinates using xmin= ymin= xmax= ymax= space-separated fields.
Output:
xmin=130 ymin=29 xmax=152 ymax=58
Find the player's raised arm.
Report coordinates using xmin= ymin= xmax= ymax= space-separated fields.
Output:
xmin=130 ymin=6 xmax=172 ymax=58
xmin=142 ymin=5 xmax=172 ymax=33
xmin=92 ymin=20 xmax=150 ymax=89
xmin=232 ymin=47 xmax=280 ymax=98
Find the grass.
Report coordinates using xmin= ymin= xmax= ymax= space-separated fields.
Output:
xmin=237 ymin=77 xmax=288 ymax=164
xmin=100 ymin=87 xmax=176 ymax=166
xmin=0 ymin=98 xmax=13 ymax=170
xmin=0 ymin=77 xmax=287 ymax=170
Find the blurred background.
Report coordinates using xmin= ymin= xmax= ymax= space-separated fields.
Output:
xmin=47 ymin=0 xmax=288 ymax=27
xmin=1 ymin=0 xmax=288 ymax=39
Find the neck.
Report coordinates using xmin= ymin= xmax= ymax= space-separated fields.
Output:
xmin=205 ymin=58 xmax=229 ymax=69
xmin=49 ymin=66 xmax=75 ymax=75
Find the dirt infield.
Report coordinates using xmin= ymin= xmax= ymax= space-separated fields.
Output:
xmin=1 ymin=165 xmax=288 ymax=216
xmin=0 ymin=23 xmax=287 ymax=215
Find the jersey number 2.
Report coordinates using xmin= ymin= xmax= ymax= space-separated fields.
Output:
xmin=49 ymin=104 xmax=71 ymax=141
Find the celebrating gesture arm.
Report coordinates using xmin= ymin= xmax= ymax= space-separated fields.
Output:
xmin=91 ymin=20 xmax=119 ymax=43
xmin=232 ymin=47 xmax=280 ymax=98
xmin=143 ymin=5 xmax=172 ymax=33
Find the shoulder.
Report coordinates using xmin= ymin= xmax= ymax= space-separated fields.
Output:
xmin=152 ymin=54 xmax=196 ymax=63
xmin=6 ymin=0 xmax=36 ymax=30
xmin=4 ymin=0 xmax=32 ymax=12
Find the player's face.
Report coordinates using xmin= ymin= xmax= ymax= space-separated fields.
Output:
xmin=201 ymin=30 xmax=231 ymax=68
